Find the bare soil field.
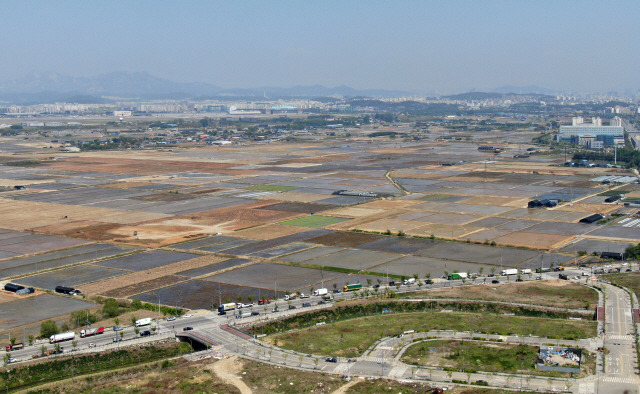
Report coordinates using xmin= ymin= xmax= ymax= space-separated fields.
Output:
xmin=307 ymin=231 xmax=383 ymax=247
xmin=81 ymin=254 xmax=226 ymax=296
xmin=102 ymin=275 xmax=188 ymax=298
xmin=232 ymin=223 xmax=310 ymax=240
xmin=416 ymin=280 xmax=598 ymax=309
xmin=493 ymin=231 xmax=573 ymax=249
xmin=45 ymin=156 xmax=256 ymax=176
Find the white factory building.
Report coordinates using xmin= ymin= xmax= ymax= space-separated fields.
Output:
xmin=557 ymin=117 xmax=625 ymax=147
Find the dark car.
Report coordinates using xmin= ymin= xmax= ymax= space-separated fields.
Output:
xmin=251 ymin=311 xmax=260 ymax=316
xmin=140 ymin=330 xmax=151 ymax=336
xmin=288 ymin=305 xmax=296 ymax=310
xmin=488 ymin=274 xmax=495 ymax=277
xmin=302 ymin=302 xmax=311 ymax=307
xmin=389 ymin=281 xmax=396 ymax=286
xmin=332 ymin=289 xmax=341 ymax=294
xmin=317 ymin=300 xmax=326 ymax=305
xmin=425 ymin=279 xmax=433 ymax=284
xmin=373 ymin=284 xmax=380 ymax=288
xmin=515 ymin=278 xmax=523 ymax=282
xmin=491 ymin=280 xmax=500 ymax=284
xmin=183 ymin=327 xmax=193 ymax=331
xmin=325 ymin=357 xmax=338 ymax=363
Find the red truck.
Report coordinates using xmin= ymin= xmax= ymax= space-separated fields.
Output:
xmin=258 ymin=298 xmax=271 ymax=305
xmin=6 ymin=342 xmax=24 ymax=351
xmin=80 ymin=327 xmax=105 ymax=338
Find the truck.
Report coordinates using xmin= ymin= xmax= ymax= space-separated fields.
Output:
xmin=135 ymin=318 xmax=152 ymax=327
xmin=343 ymin=283 xmax=363 ymax=292
xmin=55 ymin=285 xmax=81 ymax=296
xmin=313 ymin=288 xmax=328 ymax=297
xmin=217 ymin=303 xmax=236 ymax=313
xmin=284 ymin=294 xmax=297 ymax=301
xmin=501 ymin=268 xmax=518 ymax=276
xmin=6 ymin=342 xmax=23 ymax=351
xmin=520 ymin=269 xmax=532 ymax=275
xmin=447 ymin=272 xmax=468 ymax=280
xmin=80 ymin=327 xmax=105 ymax=338
xmin=403 ymin=278 xmax=416 ymax=285
xmin=50 ymin=331 xmax=75 ymax=344
xmin=257 ymin=298 xmax=271 ymax=305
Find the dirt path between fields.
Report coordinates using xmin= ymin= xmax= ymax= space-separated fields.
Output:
xmin=331 ymin=377 xmax=362 ymax=394
xmin=212 ymin=356 xmax=252 ymax=394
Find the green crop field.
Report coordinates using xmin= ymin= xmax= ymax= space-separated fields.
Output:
xmin=246 ymin=184 xmax=298 ymax=192
xmin=280 ymin=215 xmax=349 ymax=228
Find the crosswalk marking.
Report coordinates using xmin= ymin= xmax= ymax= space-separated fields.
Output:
xmin=602 ymin=376 xmax=639 ymax=384
xmin=606 ymin=334 xmax=634 ymax=341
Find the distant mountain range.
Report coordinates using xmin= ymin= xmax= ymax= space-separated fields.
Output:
xmin=0 ymin=72 xmax=410 ymax=104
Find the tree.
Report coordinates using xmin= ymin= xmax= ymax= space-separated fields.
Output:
xmin=40 ymin=320 xmax=58 ymax=338
xmin=314 ymin=357 xmax=319 ymax=369
xmin=114 ymin=317 xmax=120 ymax=326
xmin=9 ymin=338 xmax=16 ymax=346
xmin=102 ymin=298 xmax=120 ymax=318
xmin=54 ymin=343 xmax=61 ymax=357
xmin=490 ymin=267 xmax=496 ymax=276
xmin=367 ymin=278 xmax=372 ymax=287
xmin=120 ymin=331 xmax=124 ymax=340
xmin=130 ymin=298 xmax=142 ymax=310
xmin=40 ymin=345 xmax=46 ymax=357
xmin=130 ymin=315 xmax=137 ymax=326
xmin=28 ymin=335 xmax=34 ymax=346
xmin=479 ymin=267 xmax=484 ymax=276
xmin=333 ymin=283 xmax=337 ymax=291
xmin=247 ymin=295 xmax=255 ymax=304
xmin=72 ymin=340 xmax=78 ymax=350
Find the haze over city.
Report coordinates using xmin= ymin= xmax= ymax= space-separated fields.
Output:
xmin=3 ymin=0 xmax=640 ymax=95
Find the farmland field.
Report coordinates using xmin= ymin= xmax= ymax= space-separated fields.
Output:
xmin=279 ymin=215 xmax=349 ymax=228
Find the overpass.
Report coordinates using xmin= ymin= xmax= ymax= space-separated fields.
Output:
xmin=175 ymin=330 xmax=220 ymax=351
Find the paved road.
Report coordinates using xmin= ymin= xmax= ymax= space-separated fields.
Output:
xmin=6 ymin=269 xmax=639 ymax=393
xmin=598 ymin=282 xmax=640 ymax=392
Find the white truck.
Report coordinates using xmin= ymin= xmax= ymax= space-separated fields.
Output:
xmin=502 ymin=268 xmax=518 ymax=276
xmin=218 ymin=303 xmax=236 ymax=313
xmin=520 ymin=268 xmax=532 ymax=275
xmin=50 ymin=331 xmax=75 ymax=343
xmin=313 ymin=288 xmax=328 ymax=296
xmin=135 ymin=318 xmax=152 ymax=327
xmin=403 ymin=278 xmax=416 ymax=285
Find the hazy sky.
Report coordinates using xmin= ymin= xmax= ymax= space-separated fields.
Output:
xmin=3 ymin=1 xmax=640 ymax=93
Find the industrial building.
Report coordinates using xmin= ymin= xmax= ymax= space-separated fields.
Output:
xmin=557 ymin=117 xmax=624 ymax=147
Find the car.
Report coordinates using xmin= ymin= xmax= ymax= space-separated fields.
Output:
xmin=183 ymin=327 xmax=193 ymax=331
xmin=332 ymin=289 xmax=341 ymax=294
xmin=572 ymin=276 xmax=580 ymax=280
xmin=425 ymin=279 xmax=433 ymax=284
xmin=535 ymin=276 xmax=542 ymax=280
xmin=515 ymin=278 xmax=523 ymax=282
xmin=622 ymin=262 xmax=629 ymax=266
xmin=272 ymin=308 xmax=279 ymax=312
xmin=140 ymin=330 xmax=151 ymax=336
xmin=491 ymin=280 xmax=500 ymax=284
xmin=626 ymin=268 xmax=632 ymax=272
xmin=251 ymin=311 xmax=260 ymax=316
xmin=302 ymin=302 xmax=311 ymax=307
xmin=167 ymin=316 xmax=176 ymax=322
xmin=89 ymin=343 xmax=96 ymax=348
xmin=488 ymin=274 xmax=495 ymax=277
xmin=373 ymin=284 xmax=380 ymax=288
xmin=183 ymin=314 xmax=192 ymax=318
xmin=113 ymin=337 xmax=122 ymax=342
xmin=325 ymin=357 xmax=338 ymax=363
xmin=579 ymin=264 xmax=588 ymax=268
xmin=113 ymin=326 xmax=123 ymax=331
xmin=317 ymin=300 xmax=326 ymax=305
xmin=288 ymin=305 xmax=296 ymax=310
xmin=7 ymin=358 xmax=16 ymax=363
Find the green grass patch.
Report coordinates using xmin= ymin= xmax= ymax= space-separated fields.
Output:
xmin=3 ymin=160 xmax=42 ymax=167
xmin=598 ymin=190 xmax=629 ymax=196
xmin=419 ymin=193 xmax=454 ymax=201
xmin=404 ymin=340 xmax=538 ymax=373
xmin=279 ymin=215 xmax=348 ymax=228
xmin=0 ymin=343 xmax=191 ymax=392
xmin=263 ymin=308 xmax=596 ymax=357
xmin=283 ymin=261 xmax=404 ymax=279
xmin=246 ymin=184 xmax=297 ymax=192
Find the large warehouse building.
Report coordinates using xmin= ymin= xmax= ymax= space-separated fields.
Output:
xmin=557 ymin=117 xmax=624 ymax=148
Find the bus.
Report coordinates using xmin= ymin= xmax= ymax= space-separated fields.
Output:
xmin=343 ymin=283 xmax=362 ymax=292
